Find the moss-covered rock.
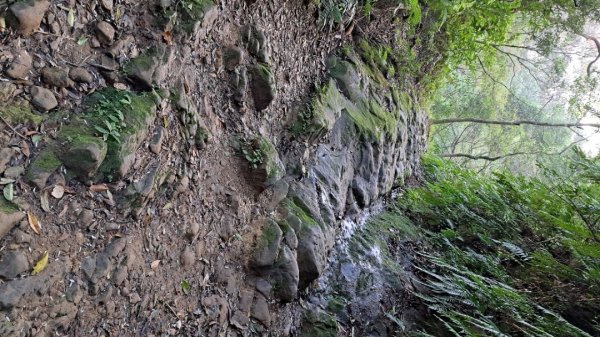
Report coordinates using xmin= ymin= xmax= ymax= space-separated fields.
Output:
xmin=249 ymin=63 xmax=276 ymax=111
xmin=123 ymin=46 xmax=169 ymax=90
xmin=56 ymin=124 xmax=108 ymax=178
xmin=0 ymin=103 xmax=43 ymax=126
xmin=298 ymin=311 xmax=338 ymax=337
xmin=253 ymin=219 xmax=283 ymax=268
xmin=25 ymin=149 xmax=61 ymax=188
xmin=291 ymin=79 xmax=344 ymax=139
xmin=242 ymin=136 xmax=285 ymax=188
xmin=88 ymin=88 xmax=156 ymax=180
xmin=0 ymin=196 xmax=24 ymax=240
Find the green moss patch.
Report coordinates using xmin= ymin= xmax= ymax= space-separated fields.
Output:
xmin=0 ymin=195 xmax=19 ymax=214
xmin=299 ymin=311 xmax=338 ymax=337
xmin=0 ymin=103 xmax=43 ymax=126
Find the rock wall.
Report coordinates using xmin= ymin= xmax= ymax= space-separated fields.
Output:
xmin=253 ymin=46 xmax=428 ymax=302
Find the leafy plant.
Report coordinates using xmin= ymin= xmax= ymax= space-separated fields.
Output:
xmin=92 ymin=94 xmax=132 ymax=144
xmin=241 ymin=139 xmax=265 ymax=170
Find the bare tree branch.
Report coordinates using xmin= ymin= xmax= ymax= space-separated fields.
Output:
xmin=431 ymin=118 xmax=600 ymax=128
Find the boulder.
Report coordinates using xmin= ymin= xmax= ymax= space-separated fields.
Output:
xmin=7 ymin=0 xmax=49 ymax=36
xmin=249 ymin=64 xmax=276 ymax=111
xmin=30 ymin=86 xmax=57 ymax=111
xmin=42 ymin=67 xmax=73 ymax=88
xmin=253 ymin=220 xmax=282 ymax=268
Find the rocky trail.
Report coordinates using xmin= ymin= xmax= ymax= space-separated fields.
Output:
xmin=0 ymin=1 xmax=427 ymax=336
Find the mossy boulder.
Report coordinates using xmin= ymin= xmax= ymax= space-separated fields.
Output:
xmin=242 ymin=137 xmax=285 ymax=188
xmin=25 ymin=149 xmax=61 ymax=189
xmin=253 ymin=219 xmax=283 ymax=268
xmin=56 ymin=124 xmax=108 ymax=179
xmin=87 ymin=88 xmax=157 ymax=180
xmin=249 ymin=63 xmax=276 ymax=111
xmin=291 ymin=79 xmax=344 ymax=140
xmin=25 ymin=88 xmax=156 ymax=184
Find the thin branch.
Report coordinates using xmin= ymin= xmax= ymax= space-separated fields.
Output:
xmin=0 ymin=115 xmax=29 ymax=140
xmin=431 ymin=118 xmax=600 ymax=128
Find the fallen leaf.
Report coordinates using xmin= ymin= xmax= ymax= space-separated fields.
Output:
xmin=3 ymin=183 xmax=13 ymax=201
xmin=0 ymin=16 xmax=5 ymax=32
xmin=31 ymin=134 xmax=42 ymax=145
xmin=51 ymin=185 xmax=65 ymax=199
xmin=0 ymin=178 xmax=15 ymax=185
xmin=181 ymin=279 xmax=191 ymax=294
xmin=162 ymin=30 xmax=173 ymax=44
xmin=67 ymin=8 xmax=75 ymax=27
xmin=40 ymin=191 xmax=50 ymax=212
xmin=27 ymin=211 xmax=41 ymax=235
xmin=77 ymin=36 xmax=88 ymax=45
xmin=162 ymin=115 xmax=169 ymax=128
xmin=89 ymin=184 xmax=109 ymax=193
xmin=151 ymin=260 xmax=161 ymax=269
xmin=20 ymin=140 xmax=30 ymax=157
xmin=25 ymin=130 xmax=38 ymax=136
xmin=32 ymin=251 xmax=48 ymax=275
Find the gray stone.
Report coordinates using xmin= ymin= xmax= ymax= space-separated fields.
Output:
xmin=69 ymin=67 xmax=93 ymax=83
xmin=242 ymin=25 xmax=270 ymax=63
xmin=251 ymin=293 xmax=271 ymax=326
xmin=3 ymin=166 xmax=25 ymax=179
xmin=0 ymin=198 xmax=24 ymax=241
xmin=149 ymin=126 xmax=164 ymax=154
xmin=223 ymin=47 xmax=243 ymax=71
xmin=6 ymin=50 xmax=32 ymax=79
xmin=255 ymin=278 xmax=272 ymax=298
xmin=232 ymin=67 xmax=248 ymax=103
xmin=0 ymin=251 xmax=29 ymax=279
xmin=0 ymin=82 xmax=16 ymax=101
xmin=7 ymin=0 xmax=50 ymax=36
xmin=180 ymin=246 xmax=195 ymax=267
xmin=96 ymin=21 xmax=115 ymax=45
xmin=271 ymin=245 xmax=299 ymax=302
xmin=42 ymin=67 xmax=72 ymax=88
xmin=30 ymin=86 xmax=57 ymax=111
xmin=252 ymin=220 xmax=282 ymax=268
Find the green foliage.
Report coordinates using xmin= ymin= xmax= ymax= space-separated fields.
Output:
xmin=91 ymin=93 xmax=132 ymax=144
xmin=396 ymin=154 xmax=600 ymax=336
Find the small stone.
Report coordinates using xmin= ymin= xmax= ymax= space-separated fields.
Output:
xmin=222 ymin=47 xmax=243 ymax=71
xmin=250 ymin=294 xmax=271 ymax=326
xmin=0 ymin=251 xmax=29 ymax=279
xmin=180 ymin=246 xmax=195 ymax=267
xmin=99 ymin=0 xmax=113 ymax=11
xmin=0 ymin=148 xmax=14 ymax=174
xmin=7 ymin=0 xmax=50 ymax=36
xmin=30 ymin=86 xmax=57 ymax=111
xmin=6 ymin=50 xmax=32 ymax=79
xmin=112 ymin=266 xmax=128 ymax=286
xmin=0 ymin=82 xmax=17 ymax=101
xmin=4 ymin=166 xmax=25 ymax=179
xmin=186 ymin=221 xmax=200 ymax=239
xmin=0 ymin=203 xmax=25 ymax=241
xmin=42 ymin=67 xmax=72 ymax=88
xmin=129 ymin=292 xmax=141 ymax=304
xmin=96 ymin=21 xmax=115 ymax=45
xmin=230 ymin=310 xmax=249 ymax=330
xmin=69 ymin=67 xmax=93 ymax=83
xmin=80 ymin=209 xmax=94 ymax=228
xmin=13 ymin=229 xmax=32 ymax=244
xmin=149 ymin=126 xmax=164 ymax=154
xmin=255 ymin=278 xmax=272 ymax=297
